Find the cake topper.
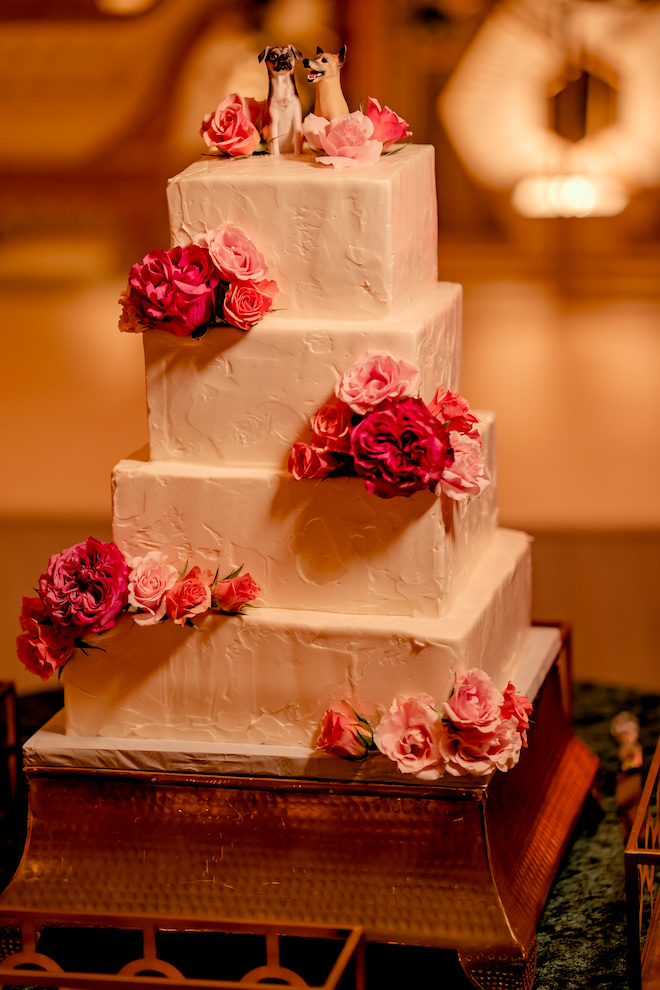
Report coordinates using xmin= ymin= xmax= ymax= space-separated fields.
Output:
xmin=258 ymin=45 xmax=304 ymax=155
xmin=303 ymin=45 xmax=348 ymax=120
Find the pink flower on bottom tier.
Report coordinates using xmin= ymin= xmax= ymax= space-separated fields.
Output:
xmin=373 ymin=694 xmax=445 ymax=780
xmin=335 ymin=350 xmax=420 ymax=415
xmin=198 ymin=223 xmax=268 ymax=283
xmin=38 ymin=537 xmax=129 ymax=636
xmin=16 ymin=597 xmax=76 ymax=682
xmin=315 ymin=111 xmax=383 ymax=169
xmin=443 ymin=668 xmax=504 ymax=736
xmin=310 ymin=401 xmax=353 ymax=453
xmin=441 ymin=718 xmax=524 ymax=777
xmin=317 ymin=708 xmax=373 ymax=760
xmin=438 ymin=431 xmax=491 ymax=502
xmin=365 ymin=97 xmax=411 ymax=149
xmin=128 ymin=551 xmax=179 ymax=626
xmin=288 ymin=442 xmax=338 ymax=480
xmin=501 ymin=682 xmax=533 ymax=744
xmin=164 ymin=566 xmax=213 ymax=625
xmin=350 ymin=397 xmax=450 ymax=498
xmin=201 ymin=92 xmax=263 ymax=157
xmin=212 ymin=573 xmax=260 ymax=613
xmin=222 ymin=279 xmax=278 ymax=330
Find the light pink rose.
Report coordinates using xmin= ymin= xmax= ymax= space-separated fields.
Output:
xmin=373 ymin=694 xmax=445 ymax=780
xmin=288 ymin=442 xmax=338 ymax=480
xmin=335 ymin=351 xmax=420 ymax=414
xmin=222 ymin=279 xmax=278 ymax=331
xmin=443 ymin=668 xmax=504 ymax=736
xmin=316 ymin=708 xmax=372 ymax=759
xmin=17 ymin=597 xmax=76 ymax=682
xmin=428 ymin=387 xmax=480 ymax=439
xmin=438 ymin=430 xmax=491 ymax=502
xmin=302 ymin=113 xmax=331 ymax=152
xmin=39 ymin=537 xmax=129 ymax=636
xmin=441 ymin=718 xmax=523 ymax=777
xmin=128 ymin=551 xmax=179 ymax=626
xmin=201 ymin=93 xmax=263 ymax=157
xmin=310 ymin=401 xmax=353 ymax=453
xmin=315 ymin=111 xmax=383 ymax=169
xmin=164 ymin=566 xmax=213 ymax=625
xmin=212 ymin=573 xmax=260 ymax=613
xmin=198 ymin=223 xmax=268 ymax=283
xmin=365 ymin=97 xmax=411 ymax=149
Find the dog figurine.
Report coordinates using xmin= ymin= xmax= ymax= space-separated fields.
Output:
xmin=258 ymin=45 xmax=304 ymax=155
xmin=303 ymin=45 xmax=348 ymax=120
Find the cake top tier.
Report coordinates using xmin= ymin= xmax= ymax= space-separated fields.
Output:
xmin=167 ymin=145 xmax=438 ymax=320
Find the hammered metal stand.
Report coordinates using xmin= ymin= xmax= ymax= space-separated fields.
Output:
xmin=0 ymin=627 xmax=597 ymax=990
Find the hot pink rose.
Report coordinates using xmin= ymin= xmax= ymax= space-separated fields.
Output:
xmin=128 ymin=551 xmax=179 ymax=626
xmin=428 ymin=387 xmax=480 ymax=439
xmin=365 ymin=97 xmax=411 ymax=149
xmin=315 ymin=111 xmax=383 ymax=169
xmin=335 ymin=351 xmax=420 ymax=415
xmin=164 ymin=566 xmax=213 ymax=625
xmin=443 ymin=668 xmax=504 ymax=736
xmin=501 ymin=682 xmax=533 ymax=745
xmin=440 ymin=718 xmax=523 ymax=777
xmin=310 ymin=401 xmax=353 ymax=453
xmin=288 ymin=442 xmax=338 ymax=480
xmin=199 ymin=223 xmax=268 ymax=283
xmin=222 ymin=279 xmax=278 ymax=331
xmin=317 ymin=708 xmax=373 ymax=759
xmin=212 ymin=572 xmax=260 ymax=613
xmin=350 ymin=397 xmax=450 ymax=498
xmin=201 ymin=93 xmax=263 ymax=157
xmin=119 ymin=245 xmax=221 ymax=337
xmin=438 ymin=431 xmax=491 ymax=502
xmin=39 ymin=538 xmax=129 ymax=636
xmin=373 ymin=694 xmax=445 ymax=780
xmin=17 ymin=596 xmax=77 ymax=681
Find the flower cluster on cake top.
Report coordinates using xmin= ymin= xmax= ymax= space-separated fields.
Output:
xmin=119 ymin=223 xmax=278 ymax=338
xmin=288 ymin=350 xmax=491 ymax=501
xmin=17 ymin=537 xmax=260 ymax=682
xmin=317 ymin=670 xmax=533 ymax=779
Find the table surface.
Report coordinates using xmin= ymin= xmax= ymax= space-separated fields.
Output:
xmin=4 ymin=680 xmax=659 ymax=990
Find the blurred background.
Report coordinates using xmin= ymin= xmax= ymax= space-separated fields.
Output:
xmin=2 ymin=0 xmax=659 ymax=694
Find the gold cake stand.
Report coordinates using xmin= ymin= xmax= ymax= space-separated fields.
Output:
xmin=0 ymin=625 xmax=598 ymax=990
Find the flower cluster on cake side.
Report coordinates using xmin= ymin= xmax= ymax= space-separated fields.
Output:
xmin=288 ymin=350 xmax=491 ymax=500
xmin=317 ymin=670 xmax=533 ymax=779
xmin=17 ymin=537 xmax=260 ymax=682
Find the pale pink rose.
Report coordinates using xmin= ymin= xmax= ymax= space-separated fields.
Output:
xmin=164 ymin=566 xmax=213 ymax=625
xmin=374 ymin=694 xmax=445 ymax=780
xmin=428 ymin=387 xmax=480 ymax=438
xmin=438 ymin=430 xmax=491 ymax=502
xmin=212 ymin=573 xmax=260 ymax=613
xmin=335 ymin=351 xmax=420 ymax=414
xmin=317 ymin=708 xmax=372 ymax=759
xmin=443 ymin=668 xmax=504 ymax=736
xmin=310 ymin=401 xmax=353 ymax=453
xmin=315 ymin=111 xmax=383 ymax=169
xmin=222 ymin=279 xmax=278 ymax=331
xmin=39 ymin=537 xmax=129 ymax=636
xmin=128 ymin=551 xmax=179 ymax=626
xmin=441 ymin=718 xmax=523 ymax=777
xmin=501 ymin=682 xmax=533 ymax=745
xmin=198 ymin=223 xmax=268 ymax=283
xmin=17 ymin=597 xmax=76 ymax=682
xmin=201 ymin=93 xmax=263 ymax=157
xmin=288 ymin=442 xmax=338 ymax=480
xmin=302 ymin=113 xmax=331 ymax=152
xmin=365 ymin=97 xmax=411 ymax=149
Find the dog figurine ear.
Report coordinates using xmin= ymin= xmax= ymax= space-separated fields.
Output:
xmin=258 ymin=47 xmax=270 ymax=63
xmin=338 ymin=44 xmax=347 ymax=64
xmin=293 ymin=47 xmax=303 ymax=61
xmin=316 ymin=46 xmax=324 ymax=54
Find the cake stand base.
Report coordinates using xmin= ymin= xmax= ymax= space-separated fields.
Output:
xmin=0 ymin=625 xmax=598 ymax=990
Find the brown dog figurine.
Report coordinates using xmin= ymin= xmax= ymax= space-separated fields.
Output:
xmin=258 ymin=45 xmax=304 ymax=155
xmin=303 ymin=45 xmax=348 ymax=120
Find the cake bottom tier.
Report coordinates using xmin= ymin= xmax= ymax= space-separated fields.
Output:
xmin=64 ymin=528 xmax=531 ymax=748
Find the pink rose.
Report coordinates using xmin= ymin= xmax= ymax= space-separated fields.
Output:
xmin=39 ymin=537 xmax=129 ymax=636
xmin=164 ymin=566 xmax=213 ymax=625
xmin=428 ymin=387 xmax=480 ymax=439
xmin=288 ymin=442 xmax=338 ymax=480
xmin=128 ymin=551 xmax=179 ymax=626
xmin=302 ymin=113 xmax=330 ymax=152
xmin=443 ymin=668 xmax=504 ymax=736
xmin=212 ymin=572 xmax=260 ymax=613
xmin=438 ymin=431 xmax=491 ymax=502
xmin=199 ymin=223 xmax=268 ymax=283
xmin=350 ymin=397 xmax=450 ymax=498
xmin=365 ymin=97 xmax=411 ymax=149
xmin=119 ymin=245 xmax=221 ymax=337
xmin=310 ymin=401 xmax=353 ymax=453
xmin=315 ymin=111 xmax=383 ymax=169
xmin=17 ymin=597 xmax=76 ymax=682
xmin=335 ymin=351 xmax=420 ymax=415
xmin=501 ymin=682 xmax=533 ymax=745
xmin=317 ymin=708 xmax=373 ymax=759
xmin=201 ymin=92 xmax=263 ymax=157
xmin=373 ymin=694 xmax=445 ymax=780
xmin=441 ymin=718 xmax=523 ymax=777
xmin=222 ymin=279 xmax=278 ymax=331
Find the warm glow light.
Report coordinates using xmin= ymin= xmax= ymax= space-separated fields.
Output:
xmin=512 ymin=174 xmax=630 ymax=218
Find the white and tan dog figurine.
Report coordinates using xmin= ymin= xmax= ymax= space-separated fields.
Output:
xmin=303 ymin=45 xmax=348 ymax=120
xmin=258 ymin=45 xmax=304 ymax=155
